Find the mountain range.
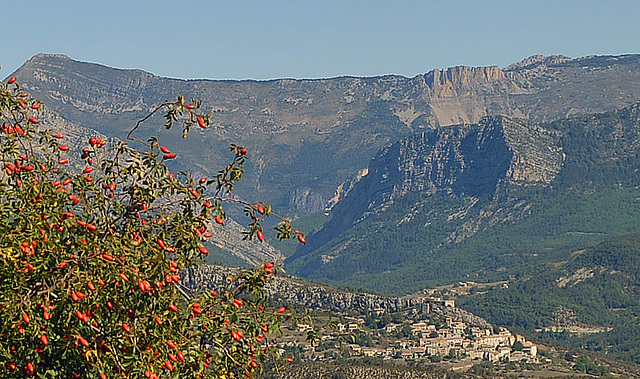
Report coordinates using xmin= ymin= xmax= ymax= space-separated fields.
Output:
xmin=8 ymin=53 xmax=640 ymax=365
xmin=12 ymin=53 xmax=640 ymax=216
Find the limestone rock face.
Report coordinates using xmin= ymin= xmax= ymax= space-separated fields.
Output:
xmin=283 ymin=187 xmax=326 ymax=214
xmin=291 ymin=116 xmax=563 ymax=261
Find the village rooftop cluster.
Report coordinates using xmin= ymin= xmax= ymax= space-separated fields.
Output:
xmin=277 ymin=299 xmax=539 ymax=370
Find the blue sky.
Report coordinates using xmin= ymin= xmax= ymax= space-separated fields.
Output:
xmin=1 ymin=0 xmax=639 ymax=80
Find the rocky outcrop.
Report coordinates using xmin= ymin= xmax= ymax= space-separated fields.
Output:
xmin=422 ymin=65 xmax=522 ymax=126
xmin=184 ymin=264 xmax=492 ymax=329
xmin=326 ymin=168 xmax=369 ymax=210
xmin=283 ymin=187 xmax=326 ymax=214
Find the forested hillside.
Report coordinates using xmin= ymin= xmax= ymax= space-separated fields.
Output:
xmin=459 ymin=232 xmax=640 ymax=365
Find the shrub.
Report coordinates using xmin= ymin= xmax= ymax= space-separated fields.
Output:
xmin=0 ymin=76 xmax=307 ymax=378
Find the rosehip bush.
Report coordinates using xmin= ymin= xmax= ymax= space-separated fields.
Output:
xmin=0 ymin=76 xmax=307 ymax=378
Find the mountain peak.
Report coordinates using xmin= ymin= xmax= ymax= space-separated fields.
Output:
xmin=505 ymin=54 xmax=572 ymax=70
xmin=31 ymin=53 xmax=72 ymax=60
xmin=19 ymin=53 xmax=156 ymax=81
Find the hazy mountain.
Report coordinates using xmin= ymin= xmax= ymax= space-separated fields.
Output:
xmin=10 ymin=53 xmax=640 ymax=218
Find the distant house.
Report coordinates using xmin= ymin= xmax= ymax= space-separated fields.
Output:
xmin=446 ymin=336 xmax=464 ymax=347
xmin=421 ymin=337 xmax=444 ymax=348
xmin=362 ymin=347 xmax=378 ymax=357
xmin=485 ymin=350 xmax=501 ymax=362
xmin=471 ymin=327 xmax=490 ymax=336
xmin=476 ymin=331 xmax=513 ymax=347
xmin=523 ymin=341 xmax=537 ymax=357
xmin=426 ymin=346 xmax=440 ymax=356
xmin=421 ymin=337 xmax=448 ymax=356
xmin=411 ymin=346 xmax=426 ymax=358
xmin=467 ymin=349 xmax=484 ymax=360
xmin=438 ymin=328 xmax=455 ymax=338
xmin=498 ymin=330 xmax=516 ymax=346
xmin=347 ymin=344 xmax=362 ymax=354
xmin=497 ymin=346 xmax=511 ymax=359
xmin=451 ymin=322 xmax=466 ymax=335
xmin=385 ymin=323 xmax=400 ymax=333
xmin=411 ymin=322 xmax=429 ymax=332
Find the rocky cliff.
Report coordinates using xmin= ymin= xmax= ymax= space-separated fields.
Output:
xmin=290 ymin=115 xmax=564 ymax=267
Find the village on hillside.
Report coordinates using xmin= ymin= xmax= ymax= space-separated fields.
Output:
xmin=276 ymin=298 xmax=539 ymax=370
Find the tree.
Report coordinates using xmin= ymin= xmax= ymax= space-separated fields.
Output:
xmin=355 ymin=332 xmax=373 ymax=347
xmin=400 ymin=324 xmax=413 ymax=338
xmin=0 ymin=75 xmax=308 ymax=378
xmin=511 ymin=341 xmax=524 ymax=351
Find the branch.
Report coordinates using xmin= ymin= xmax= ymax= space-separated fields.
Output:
xmin=125 ymin=102 xmax=175 ymax=141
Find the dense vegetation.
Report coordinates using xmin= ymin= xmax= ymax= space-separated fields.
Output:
xmin=459 ymin=232 xmax=640 ymax=365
